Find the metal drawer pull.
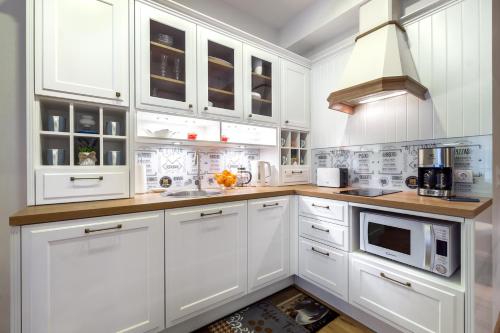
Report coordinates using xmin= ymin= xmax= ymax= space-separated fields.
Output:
xmin=380 ymin=273 xmax=412 ymax=288
xmin=200 ymin=210 xmax=223 ymax=217
xmin=312 ymin=203 xmax=330 ymax=209
xmin=70 ymin=176 xmax=104 ymax=181
xmin=85 ymin=224 xmax=122 ymax=234
xmin=311 ymin=247 xmax=329 ymax=256
xmin=311 ymin=225 xmax=329 ymax=233
xmin=263 ymin=203 xmax=279 ymax=208
xmin=291 ymin=171 xmax=303 ymax=174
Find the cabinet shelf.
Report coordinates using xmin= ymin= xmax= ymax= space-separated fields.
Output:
xmin=208 ymin=58 xmax=234 ymax=70
xmin=150 ymin=41 xmax=185 ymax=55
xmin=252 ymin=72 xmax=271 ymax=81
xmin=208 ymin=87 xmax=234 ymax=96
xmin=74 ymin=133 xmax=100 ymax=138
xmin=103 ymin=135 xmax=127 ymax=140
xmin=252 ymin=97 xmax=271 ymax=104
xmin=40 ymin=131 xmax=70 ymax=137
xmin=150 ymin=74 xmax=185 ymax=85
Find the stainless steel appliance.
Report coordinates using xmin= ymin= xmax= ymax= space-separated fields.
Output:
xmin=360 ymin=211 xmax=460 ymax=277
xmin=316 ymin=167 xmax=348 ymax=188
xmin=338 ymin=188 xmax=401 ymax=197
xmin=418 ymin=147 xmax=455 ymax=197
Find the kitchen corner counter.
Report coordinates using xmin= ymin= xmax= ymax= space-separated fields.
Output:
xmin=10 ymin=185 xmax=492 ymax=226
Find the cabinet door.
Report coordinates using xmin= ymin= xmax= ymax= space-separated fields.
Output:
xmin=21 ymin=211 xmax=165 ymax=333
xmin=197 ymin=27 xmax=243 ymax=119
xmin=136 ymin=2 xmax=197 ymax=113
xmin=36 ymin=0 xmax=129 ymax=105
xmin=248 ymin=196 xmax=290 ymax=292
xmin=280 ymin=60 xmax=310 ymax=129
xmin=349 ymin=254 xmax=464 ymax=333
xmin=243 ymin=45 xmax=279 ymax=124
xmin=165 ymin=202 xmax=247 ymax=324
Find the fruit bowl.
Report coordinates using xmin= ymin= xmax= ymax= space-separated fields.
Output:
xmin=214 ymin=170 xmax=237 ymax=189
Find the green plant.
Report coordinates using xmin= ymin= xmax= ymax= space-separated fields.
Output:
xmin=79 ymin=146 xmax=95 ymax=153
xmin=76 ymin=138 xmax=97 ymax=153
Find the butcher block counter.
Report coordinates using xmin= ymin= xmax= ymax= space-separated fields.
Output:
xmin=10 ymin=185 xmax=492 ymax=225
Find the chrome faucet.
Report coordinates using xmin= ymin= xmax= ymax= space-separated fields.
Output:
xmin=194 ymin=150 xmax=202 ymax=191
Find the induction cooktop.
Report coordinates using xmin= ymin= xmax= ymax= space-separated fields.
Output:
xmin=338 ymin=188 xmax=402 ymax=197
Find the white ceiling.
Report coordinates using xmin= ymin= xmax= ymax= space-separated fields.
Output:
xmin=218 ymin=0 xmax=317 ymax=29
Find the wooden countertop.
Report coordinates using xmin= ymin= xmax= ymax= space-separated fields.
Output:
xmin=9 ymin=185 xmax=492 ymax=226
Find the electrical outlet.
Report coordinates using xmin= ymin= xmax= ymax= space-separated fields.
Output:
xmin=454 ymin=169 xmax=473 ymax=184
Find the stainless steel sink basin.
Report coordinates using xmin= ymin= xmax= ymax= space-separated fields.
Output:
xmin=162 ymin=189 xmax=223 ymax=198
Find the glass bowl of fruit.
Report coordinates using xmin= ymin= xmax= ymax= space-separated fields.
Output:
xmin=214 ymin=170 xmax=237 ymax=190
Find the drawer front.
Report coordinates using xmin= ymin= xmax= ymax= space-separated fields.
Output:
xmin=298 ymin=238 xmax=348 ymax=301
xmin=299 ymin=196 xmax=348 ymax=225
xmin=283 ymin=168 xmax=309 ymax=184
xmin=299 ymin=216 xmax=348 ymax=251
xmin=349 ymin=255 xmax=464 ymax=333
xmin=36 ymin=169 xmax=129 ymax=204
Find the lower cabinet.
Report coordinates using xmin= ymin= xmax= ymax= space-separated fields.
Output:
xmin=21 ymin=211 xmax=165 ymax=333
xmin=248 ymin=196 xmax=290 ymax=292
xmin=349 ymin=253 xmax=464 ymax=333
xmin=298 ymin=237 xmax=348 ymax=301
xmin=165 ymin=201 xmax=248 ymax=325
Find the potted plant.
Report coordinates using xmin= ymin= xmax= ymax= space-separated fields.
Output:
xmin=77 ymin=140 xmax=97 ymax=166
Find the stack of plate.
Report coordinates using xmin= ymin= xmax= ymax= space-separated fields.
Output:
xmin=157 ymin=33 xmax=173 ymax=46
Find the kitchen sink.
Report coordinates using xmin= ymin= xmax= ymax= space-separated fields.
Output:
xmin=163 ymin=189 xmax=223 ymax=198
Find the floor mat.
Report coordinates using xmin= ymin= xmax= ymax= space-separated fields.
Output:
xmin=195 ymin=287 xmax=371 ymax=333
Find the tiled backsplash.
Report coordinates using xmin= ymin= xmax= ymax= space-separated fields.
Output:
xmin=312 ymin=135 xmax=492 ymax=196
xmin=136 ymin=146 xmax=260 ymax=190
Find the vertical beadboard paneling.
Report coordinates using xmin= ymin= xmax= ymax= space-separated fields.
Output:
xmin=364 ymin=100 xmax=386 ymax=144
xmin=462 ymin=0 xmax=480 ymax=136
xmin=387 ymin=94 xmax=407 ymax=142
xmin=446 ymin=4 xmax=463 ymax=138
xmin=417 ymin=16 xmax=434 ymax=140
xmin=431 ymin=10 xmax=447 ymax=139
xmin=406 ymin=94 xmax=420 ymax=141
xmin=479 ymin=0 xmax=492 ymax=135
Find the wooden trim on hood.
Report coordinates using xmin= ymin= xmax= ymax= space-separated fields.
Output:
xmin=355 ymin=20 xmax=406 ymax=42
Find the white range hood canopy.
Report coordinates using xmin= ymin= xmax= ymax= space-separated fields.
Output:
xmin=327 ymin=0 xmax=427 ymax=114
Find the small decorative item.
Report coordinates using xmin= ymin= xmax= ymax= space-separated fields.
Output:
xmin=214 ymin=170 xmax=237 ymax=189
xmin=187 ymin=132 xmax=197 ymax=140
xmin=159 ymin=176 xmax=172 ymax=188
xmin=77 ymin=113 xmax=97 ymax=134
xmin=48 ymin=115 xmax=65 ymax=132
xmin=106 ymin=151 xmax=122 ymax=165
xmin=282 ymin=155 xmax=288 ymax=165
xmin=160 ymin=54 xmax=168 ymax=77
xmin=291 ymin=157 xmax=298 ymax=166
xmin=221 ymin=135 xmax=228 ymax=142
xmin=77 ymin=141 xmax=97 ymax=166
xmin=174 ymin=57 xmax=181 ymax=80
xmin=300 ymin=139 xmax=306 ymax=148
xmin=106 ymin=121 xmax=120 ymax=136
xmin=157 ymin=33 xmax=173 ymax=46
xmin=46 ymin=148 xmax=65 ymax=165
xmin=253 ymin=58 xmax=263 ymax=75
xmin=281 ymin=137 xmax=286 ymax=147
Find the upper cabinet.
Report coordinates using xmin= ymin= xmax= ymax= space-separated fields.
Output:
xmin=280 ymin=60 xmax=310 ymax=129
xmin=35 ymin=0 xmax=129 ymax=106
xmin=136 ymin=2 xmax=197 ymax=114
xmin=197 ymin=27 xmax=243 ymax=119
xmin=243 ymin=45 xmax=279 ymax=124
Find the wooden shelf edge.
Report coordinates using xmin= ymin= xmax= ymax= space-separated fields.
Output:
xmin=208 ymin=58 xmax=234 ymax=69
xmin=252 ymin=72 xmax=271 ymax=80
xmin=150 ymin=41 xmax=185 ymax=54
xmin=150 ymin=74 xmax=185 ymax=85
xmin=208 ymin=87 xmax=234 ymax=96
xmin=252 ymin=97 xmax=272 ymax=104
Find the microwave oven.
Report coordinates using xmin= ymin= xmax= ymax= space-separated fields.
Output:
xmin=360 ymin=212 xmax=460 ymax=277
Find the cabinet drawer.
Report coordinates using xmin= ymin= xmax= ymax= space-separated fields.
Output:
xmin=299 ymin=216 xmax=348 ymax=251
xmin=298 ymin=238 xmax=348 ymax=301
xmin=349 ymin=254 xmax=464 ymax=333
xmin=299 ymin=196 xmax=347 ymax=225
xmin=36 ymin=169 xmax=129 ymax=204
xmin=283 ymin=168 xmax=309 ymax=184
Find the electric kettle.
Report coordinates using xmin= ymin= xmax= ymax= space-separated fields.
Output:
xmin=250 ymin=161 xmax=272 ymax=186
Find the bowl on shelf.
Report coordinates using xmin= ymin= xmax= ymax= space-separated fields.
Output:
xmin=251 ymin=92 xmax=261 ymax=99
xmin=157 ymin=33 xmax=174 ymax=46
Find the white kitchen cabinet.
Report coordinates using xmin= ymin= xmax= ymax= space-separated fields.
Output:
xmin=299 ymin=196 xmax=348 ymax=226
xmin=349 ymin=253 xmax=464 ymax=333
xmin=197 ymin=27 xmax=243 ymax=119
xmin=243 ymin=45 xmax=279 ymax=124
xmin=21 ymin=211 xmax=165 ymax=333
xmin=248 ymin=196 xmax=290 ymax=292
xmin=35 ymin=0 xmax=129 ymax=105
xmin=165 ymin=202 xmax=247 ymax=324
xmin=299 ymin=216 xmax=349 ymax=251
xmin=299 ymin=237 xmax=348 ymax=301
xmin=136 ymin=2 xmax=197 ymax=114
xmin=280 ymin=60 xmax=310 ymax=129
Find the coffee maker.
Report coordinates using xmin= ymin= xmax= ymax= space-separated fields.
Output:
xmin=417 ymin=147 xmax=455 ymax=197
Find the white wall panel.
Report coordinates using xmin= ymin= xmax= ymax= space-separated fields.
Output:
xmin=310 ymin=0 xmax=492 ymax=148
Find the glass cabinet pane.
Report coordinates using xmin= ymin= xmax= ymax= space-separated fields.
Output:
xmin=207 ymin=41 xmax=235 ymax=110
xmin=149 ymin=20 xmax=186 ymax=102
xmin=250 ymin=56 xmax=272 ymax=117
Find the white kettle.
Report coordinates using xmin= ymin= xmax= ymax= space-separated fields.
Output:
xmin=250 ymin=160 xmax=272 ymax=186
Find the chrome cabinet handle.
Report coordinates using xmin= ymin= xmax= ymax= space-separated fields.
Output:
xmin=85 ymin=224 xmax=122 ymax=234
xmin=115 ymin=92 xmax=121 ymax=98
xmin=380 ymin=272 xmax=412 ymax=288
xmin=312 ymin=203 xmax=330 ymax=209
xmin=311 ymin=225 xmax=329 ymax=233
xmin=285 ymin=120 xmax=289 ymax=124
xmin=291 ymin=171 xmax=303 ymax=174
xmin=188 ymin=104 xmax=193 ymax=108
xmin=262 ymin=202 xmax=279 ymax=208
xmin=311 ymin=247 xmax=329 ymax=257
xmin=204 ymin=106 xmax=209 ymax=111
xmin=70 ymin=176 xmax=103 ymax=181
xmin=248 ymin=114 xmax=253 ymax=118
xmin=200 ymin=210 xmax=223 ymax=217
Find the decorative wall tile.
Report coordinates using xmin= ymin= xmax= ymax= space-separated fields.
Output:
xmin=312 ymin=135 xmax=492 ymax=196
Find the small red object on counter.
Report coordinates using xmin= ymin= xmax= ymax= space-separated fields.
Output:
xmin=187 ymin=132 xmax=197 ymax=140
xmin=221 ymin=135 xmax=228 ymax=142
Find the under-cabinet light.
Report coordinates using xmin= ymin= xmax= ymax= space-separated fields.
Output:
xmin=358 ymin=90 xmax=407 ymax=104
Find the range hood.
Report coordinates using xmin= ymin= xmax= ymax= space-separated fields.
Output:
xmin=327 ymin=0 xmax=428 ymax=114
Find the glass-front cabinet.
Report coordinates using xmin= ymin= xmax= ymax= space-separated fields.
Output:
xmin=197 ymin=27 xmax=243 ymax=119
xmin=243 ymin=45 xmax=279 ymax=124
xmin=136 ymin=2 xmax=197 ymax=113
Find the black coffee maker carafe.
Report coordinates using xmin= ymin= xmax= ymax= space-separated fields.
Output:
xmin=417 ymin=147 xmax=455 ymax=197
